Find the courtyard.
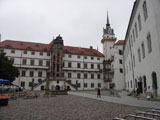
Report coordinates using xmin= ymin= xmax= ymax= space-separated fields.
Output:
xmin=0 ymin=94 xmax=145 ymax=120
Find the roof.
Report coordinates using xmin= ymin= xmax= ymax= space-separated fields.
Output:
xmin=0 ymin=40 xmax=50 ymax=52
xmin=115 ymin=40 xmax=124 ymax=45
xmin=64 ymin=46 xmax=104 ymax=57
xmin=0 ymin=40 xmax=104 ymax=57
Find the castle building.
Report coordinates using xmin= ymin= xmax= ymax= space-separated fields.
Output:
xmin=0 ymin=14 xmax=125 ymax=91
xmin=123 ymin=0 xmax=160 ymax=97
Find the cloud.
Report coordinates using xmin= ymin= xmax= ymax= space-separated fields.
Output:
xmin=0 ymin=0 xmax=135 ymax=52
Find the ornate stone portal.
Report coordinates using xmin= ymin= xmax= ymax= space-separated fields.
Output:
xmin=47 ymin=35 xmax=66 ymax=90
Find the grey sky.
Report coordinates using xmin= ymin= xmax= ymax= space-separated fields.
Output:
xmin=0 ymin=0 xmax=135 ymax=52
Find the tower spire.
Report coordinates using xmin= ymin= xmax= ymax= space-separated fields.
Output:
xmin=107 ymin=11 xmax=110 ymax=26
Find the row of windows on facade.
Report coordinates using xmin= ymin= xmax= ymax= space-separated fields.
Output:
xmin=21 ymin=70 xmax=104 ymax=79
xmin=9 ymin=49 xmax=51 ymax=56
xmin=66 ymin=62 xmax=101 ymax=69
xmin=6 ymin=48 xmax=102 ymax=61
xmin=126 ymin=32 xmax=152 ymax=74
xmin=21 ymin=71 xmax=50 ymax=78
xmin=129 ymin=0 xmax=148 ymax=47
xmin=124 ymin=0 xmax=148 ymax=59
xmin=9 ymin=58 xmax=50 ymax=67
xmin=67 ymin=54 xmax=101 ymax=60
xmin=20 ymin=81 xmax=102 ymax=88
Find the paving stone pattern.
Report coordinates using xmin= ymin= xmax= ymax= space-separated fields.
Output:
xmin=0 ymin=95 xmax=145 ymax=120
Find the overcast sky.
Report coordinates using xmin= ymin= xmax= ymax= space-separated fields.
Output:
xmin=0 ymin=0 xmax=135 ymax=52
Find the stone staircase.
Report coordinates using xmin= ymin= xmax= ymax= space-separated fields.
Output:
xmin=65 ymin=80 xmax=77 ymax=90
xmin=33 ymin=79 xmax=47 ymax=89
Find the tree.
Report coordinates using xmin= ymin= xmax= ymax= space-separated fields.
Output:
xmin=0 ymin=52 xmax=19 ymax=83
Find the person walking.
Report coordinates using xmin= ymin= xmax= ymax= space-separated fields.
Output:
xmin=97 ymin=87 xmax=101 ymax=98
xmin=146 ymin=86 xmax=152 ymax=100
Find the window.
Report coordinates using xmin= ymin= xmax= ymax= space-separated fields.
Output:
xmin=30 ymin=71 xmax=34 ymax=77
xmin=68 ymin=73 xmax=71 ymax=78
xmin=132 ymin=29 xmax=135 ymax=42
xmin=47 ymin=52 xmax=50 ymax=56
xmin=97 ymin=57 xmax=100 ymax=60
xmin=29 ymin=82 xmax=33 ymax=87
xmin=91 ymin=64 xmax=94 ymax=69
xmin=77 ymin=83 xmax=81 ymax=88
xmin=39 ymin=60 xmax=43 ymax=66
xmin=133 ymin=55 xmax=135 ymax=67
xmin=84 ymin=73 xmax=87 ymax=79
xmin=147 ymin=33 xmax=152 ymax=53
xmin=84 ymin=63 xmax=87 ymax=69
xmin=77 ymin=63 xmax=81 ymax=68
xmin=23 ymin=50 xmax=27 ymax=54
xmin=138 ymin=14 xmax=142 ymax=31
xmin=68 ymin=62 xmax=72 ymax=68
xmin=119 ymin=50 xmax=122 ymax=55
xmin=98 ymin=83 xmax=101 ymax=88
xmin=91 ymin=83 xmax=94 ymax=88
xmin=135 ymin=23 xmax=138 ymax=38
xmin=91 ymin=74 xmax=94 ymax=79
xmin=119 ymin=59 xmax=123 ymax=64
xmin=21 ymin=81 xmax=25 ymax=87
xmin=77 ymin=55 xmax=81 ymax=59
xmin=68 ymin=54 xmax=72 ymax=58
xmin=120 ymin=68 xmax=123 ymax=73
xmin=30 ymin=59 xmax=34 ymax=65
xmin=97 ymin=64 xmax=100 ymax=69
xmin=22 ymin=71 xmax=26 ymax=77
xmin=10 ymin=58 xmax=14 ymax=64
xmin=97 ymin=74 xmax=101 ymax=79
xmin=143 ymin=0 xmax=148 ymax=21
xmin=84 ymin=56 xmax=87 ymax=59
xmin=77 ymin=73 xmax=81 ymax=78
xmin=138 ymin=48 xmax=141 ymax=62
xmin=40 ymin=52 xmax=43 ymax=56
xmin=91 ymin=57 xmax=94 ymax=60
xmin=131 ymin=80 xmax=132 ymax=88
xmin=0 ymin=48 xmax=4 ymax=53
xmin=46 ymin=61 xmax=50 ymax=67
xmin=84 ymin=83 xmax=87 ymax=88
xmin=141 ymin=42 xmax=145 ymax=58
xmin=38 ymin=71 xmax=42 ymax=77
xmin=130 ymin=35 xmax=133 ymax=46
xmin=11 ymin=49 xmax=15 ymax=53
xmin=31 ymin=51 xmax=35 ymax=55
xmin=47 ymin=72 xmax=50 ymax=78
xmin=38 ymin=79 xmax=42 ymax=83
xmin=22 ymin=59 xmax=27 ymax=65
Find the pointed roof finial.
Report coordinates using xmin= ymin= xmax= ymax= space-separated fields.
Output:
xmin=107 ymin=11 xmax=110 ymax=26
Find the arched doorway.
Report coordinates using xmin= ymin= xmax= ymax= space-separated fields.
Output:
xmin=56 ymin=85 xmax=60 ymax=91
xmin=152 ymin=72 xmax=158 ymax=97
xmin=41 ymin=85 xmax=44 ymax=90
xmin=143 ymin=76 xmax=147 ymax=93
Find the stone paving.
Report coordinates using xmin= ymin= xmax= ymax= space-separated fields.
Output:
xmin=0 ymin=95 xmax=145 ymax=120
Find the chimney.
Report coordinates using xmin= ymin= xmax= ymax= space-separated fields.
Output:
xmin=90 ymin=46 xmax=93 ymax=49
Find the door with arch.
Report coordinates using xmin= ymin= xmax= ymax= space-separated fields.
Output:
xmin=152 ymin=72 xmax=158 ymax=97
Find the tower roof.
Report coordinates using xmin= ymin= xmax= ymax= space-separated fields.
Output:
xmin=107 ymin=11 xmax=110 ymax=26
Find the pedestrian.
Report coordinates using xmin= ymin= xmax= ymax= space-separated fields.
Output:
xmin=97 ymin=87 xmax=101 ymax=98
xmin=146 ymin=86 xmax=152 ymax=100
xmin=136 ymin=86 xmax=141 ymax=96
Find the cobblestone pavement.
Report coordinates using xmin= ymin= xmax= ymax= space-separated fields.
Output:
xmin=0 ymin=95 xmax=145 ymax=120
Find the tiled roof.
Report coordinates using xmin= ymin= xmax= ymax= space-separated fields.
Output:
xmin=0 ymin=40 xmax=50 ymax=52
xmin=115 ymin=40 xmax=124 ymax=45
xmin=64 ymin=46 xmax=104 ymax=57
xmin=0 ymin=40 xmax=104 ymax=57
